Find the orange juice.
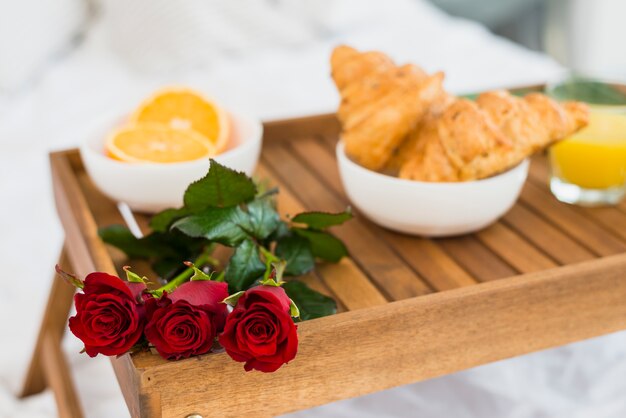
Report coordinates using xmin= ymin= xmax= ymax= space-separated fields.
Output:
xmin=550 ymin=112 xmax=626 ymax=189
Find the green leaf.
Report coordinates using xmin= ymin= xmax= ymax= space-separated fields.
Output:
xmin=183 ymin=160 xmax=257 ymax=211
xmin=275 ymin=235 xmax=315 ymax=276
xmin=99 ymin=225 xmax=205 ymax=280
xmin=184 ymin=261 xmax=214 ymax=281
xmin=152 ymin=258 xmax=182 ymax=280
xmin=293 ymin=229 xmax=349 ymax=263
xmin=289 ymin=299 xmax=300 ymax=318
xmin=223 ymin=291 xmax=245 ymax=307
xmin=291 ymin=209 xmax=353 ymax=230
xmin=100 ymin=225 xmax=204 ymax=259
xmin=123 ymin=266 xmax=148 ymax=284
xmin=264 ymin=220 xmax=290 ymax=245
xmin=282 ymin=281 xmax=336 ymax=320
xmin=259 ymin=260 xmax=287 ymax=287
xmin=247 ymin=197 xmax=281 ymax=240
xmin=548 ymin=78 xmax=626 ymax=105
xmin=172 ymin=206 xmax=252 ymax=247
xmin=55 ymin=265 xmax=84 ymax=289
xmin=99 ymin=225 xmax=158 ymax=259
xmin=225 ymin=239 xmax=266 ymax=292
xmin=150 ymin=207 xmax=190 ymax=232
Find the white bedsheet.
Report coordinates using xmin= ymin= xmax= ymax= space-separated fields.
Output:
xmin=2 ymin=1 xmax=625 ymax=417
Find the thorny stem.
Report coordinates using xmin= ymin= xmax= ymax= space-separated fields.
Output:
xmin=156 ymin=250 xmax=216 ymax=294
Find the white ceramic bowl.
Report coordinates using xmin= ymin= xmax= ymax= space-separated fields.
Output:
xmin=336 ymin=141 xmax=529 ymax=237
xmin=81 ymin=111 xmax=262 ymax=213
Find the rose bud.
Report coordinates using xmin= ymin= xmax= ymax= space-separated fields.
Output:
xmin=144 ymin=268 xmax=229 ymax=360
xmin=62 ymin=268 xmax=147 ymax=357
xmin=219 ymin=285 xmax=298 ymax=373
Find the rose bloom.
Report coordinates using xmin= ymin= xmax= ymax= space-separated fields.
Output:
xmin=219 ymin=285 xmax=298 ymax=373
xmin=68 ymin=272 xmax=146 ymax=357
xmin=144 ymin=280 xmax=229 ymax=360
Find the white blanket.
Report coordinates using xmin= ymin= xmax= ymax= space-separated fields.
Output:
xmin=2 ymin=1 xmax=625 ymax=417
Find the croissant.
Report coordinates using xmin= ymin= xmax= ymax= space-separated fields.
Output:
xmin=398 ymin=90 xmax=589 ymax=181
xmin=331 ymin=45 xmax=446 ymax=171
xmin=384 ymin=91 xmax=455 ymax=173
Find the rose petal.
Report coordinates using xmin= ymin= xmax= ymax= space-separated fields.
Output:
xmin=240 ymin=286 xmax=291 ymax=312
xmin=83 ymin=272 xmax=135 ymax=299
xmin=170 ymin=281 xmax=228 ymax=308
xmin=145 ymin=300 xmax=217 ymax=360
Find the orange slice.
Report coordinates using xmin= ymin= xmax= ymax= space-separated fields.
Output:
xmin=131 ymin=88 xmax=230 ymax=153
xmin=106 ymin=123 xmax=216 ymax=163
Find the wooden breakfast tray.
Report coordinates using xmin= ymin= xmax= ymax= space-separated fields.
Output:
xmin=22 ymin=113 xmax=626 ymax=418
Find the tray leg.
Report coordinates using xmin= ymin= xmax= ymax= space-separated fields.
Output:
xmin=19 ymin=244 xmax=85 ymax=418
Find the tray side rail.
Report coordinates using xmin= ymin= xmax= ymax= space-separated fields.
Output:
xmin=135 ymin=253 xmax=626 ymax=418
xmin=48 ymin=151 xmax=159 ymax=418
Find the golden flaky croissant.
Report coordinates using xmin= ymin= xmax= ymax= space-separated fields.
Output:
xmin=330 ymin=46 xmax=589 ymax=182
xmin=399 ymin=91 xmax=589 ymax=181
xmin=331 ymin=45 xmax=446 ymax=171
xmin=384 ymin=91 xmax=455 ymax=173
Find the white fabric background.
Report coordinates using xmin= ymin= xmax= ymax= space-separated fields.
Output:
xmin=0 ymin=0 xmax=86 ymax=93
xmin=1 ymin=1 xmax=625 ymax=417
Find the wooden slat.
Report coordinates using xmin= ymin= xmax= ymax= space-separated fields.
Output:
xmin=519 ymin=181 xmax=626 ymax=256
xmin=382 ymin=234 xmax=477 ymax=290
xmin=134 ymin=253 xmax=626 ymax=418
xmin=257 ymin=164 xmax=388 ymax=310
xmin=502 ymin=204 xmax=596 ymax=265
xmin=262 ymin=144 xmax=433 ymax=300
xmin=298 ymin=271 xmax=347 ymax=313
xmin=528 ymin=155 xmax=626 ymax=243
xmin=436 ymin=236 xmax=518 ymax=281
xmin=263 ymin=113 xmax=339 ymax=143
xmin=20 ymin=247 xmax=77 ymax=398
xmin=288 ymin=137 xmax=478 ymax=290
xmin=475 ymin=223 xmax=557 ymax=273
xmin=528 ymin=153 xmax=551 ymax=183
xmin=315 ymin=259 xmax=388 ymax=309
xmin=41 ymin=332 xmax=85 ymax=418
xmin=578 ymin=206 xmax=626 ymax=242
xmin=51 ymin=152 xmax=115 ymax=276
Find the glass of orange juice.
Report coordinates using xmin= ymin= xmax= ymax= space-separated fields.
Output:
xmin=547 ymin=78 xmax=626 ymax=206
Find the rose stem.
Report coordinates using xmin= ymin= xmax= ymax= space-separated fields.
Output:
xmin=156 ymin=251 xmax=215 ymax=293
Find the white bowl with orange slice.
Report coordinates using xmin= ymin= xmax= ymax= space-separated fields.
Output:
xmin=81 ymin=88 xmax=263 ymax=213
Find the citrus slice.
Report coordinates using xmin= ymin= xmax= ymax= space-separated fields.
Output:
xmin=106 ymin=123 xmax=216 ymax=163
xmin=131 ymin=88 xmax=230 ymax=153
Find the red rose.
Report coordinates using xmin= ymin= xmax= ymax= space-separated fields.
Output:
xmin=68 ymin=272 xmax=146 ymax=357
xmin=219 ymin=285 xmax=298 ymax=373
xmin=144 ymin=280 xmax=228 ymax=360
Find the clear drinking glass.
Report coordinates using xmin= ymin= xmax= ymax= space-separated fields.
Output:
xmin=547 ymin=78 xmax=626 ymax=206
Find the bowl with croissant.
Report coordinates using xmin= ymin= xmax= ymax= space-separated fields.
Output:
xmin=331 ymin=45 xmax=590 ymax=237
xmin=337 ymin=141 xmax=530 ymax=236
